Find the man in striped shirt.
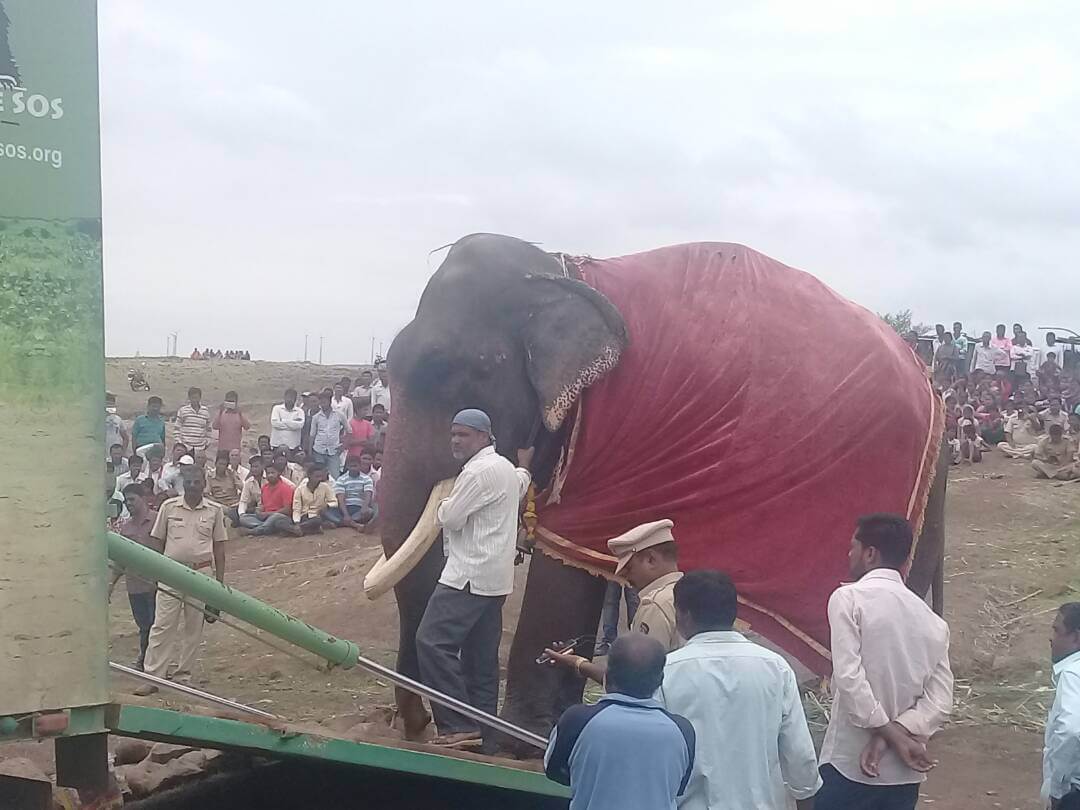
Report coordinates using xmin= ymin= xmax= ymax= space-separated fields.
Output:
xmin=175 ymin=387 xmax=212 ymax=452
xmin=415 ymin=408 xmax=533 ymax=751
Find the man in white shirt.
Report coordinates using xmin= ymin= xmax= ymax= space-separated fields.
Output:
xmin=415 ymin=408 xmax=532 ymax=751
xmin=269 ymin=388 xmax=306 ymax=451
xmin=330 ymin=381 xmax=354 ymax=423
xmin=112 ymin=453 xmax=149 ymax=518
xmin=351 ymin=369 xmax=374 ymax=416
xmin=658 ymin=569 xmax=821 ymax=810
xmin=971 ymin=331 xmax=1007 ymax=377
xmin=1044 ymin=602 xmax=1080 ymax=809
xmin=817 ymin=513 xmax=953 ymax=810
xmin=158 ymin=444 xmax=191 ymax=499
xmin=371 ymin=363 xmax=392 ymax=412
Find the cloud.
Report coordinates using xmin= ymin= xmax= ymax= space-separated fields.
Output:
xmin=97 ymin=1 xmax=1080 ymax=362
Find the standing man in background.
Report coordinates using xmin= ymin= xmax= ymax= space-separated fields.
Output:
xmin=330 ymin=381 xmax=354 ymax=423
xmin=132 ymin=396 xmax=166 ymax=452
xmin=415 ymin=409 xmax=532 ymax=750
xmin=270 ymin=388 xmax=306 ymax=452
xmin=300 ymin=392 xmax=317 ymax=454
xmin=816 ymin=514 xmax=953 ymax=810
xmin=371 ymin=362 xmax=392 ymax=412
xmin=971 ymin=331 xmax=1000 ymax=377
xmin=213 ymin=390 xmax=250 ymax=453
xmin=310 ymin=389 xmax=351 ymax=478
xmin=110 ymin=483 xmax=163 ymax=671
xmin=175 ymin=387 xmax=212 ymax=454
xmin=1043 ymin=602 xmax=1080 ymax=809
xmin=951 ymin=322 xmax=969 ymax=360
xmin=105 ymin=392 xmax=128 ymax=459
xmin=351 ymin=369 xmax=374 ymax=416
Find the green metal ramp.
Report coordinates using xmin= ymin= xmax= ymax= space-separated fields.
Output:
xmin=108 ymin=703 xmax=568 ymax=802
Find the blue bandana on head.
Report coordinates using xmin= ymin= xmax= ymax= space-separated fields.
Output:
xmin=452 ymin=408 xmax=492 ymax=435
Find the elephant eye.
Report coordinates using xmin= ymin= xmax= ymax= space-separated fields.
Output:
xmin=407 ymin=351 xmax=456 ymax=397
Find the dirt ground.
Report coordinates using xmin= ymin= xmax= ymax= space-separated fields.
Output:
xmin=106 ymin=357 xmax=373 ymax=420
xmin=12 ymin=360 xmax=1080 ymax=808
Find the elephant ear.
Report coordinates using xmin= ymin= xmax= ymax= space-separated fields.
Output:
xmin=520 ymin=274 xmax=628 ymax=431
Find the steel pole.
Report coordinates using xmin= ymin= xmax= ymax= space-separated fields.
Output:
xmin=106 ymin=532 xmax=550 ymax=750
xmin=351 ymin=653 xmax=548 ymax=750
xmin=109 ymin=662 xmax=277 ymax=720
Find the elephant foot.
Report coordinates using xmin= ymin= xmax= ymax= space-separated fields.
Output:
xmin=395 ymin=690 xmax=432 ymax=741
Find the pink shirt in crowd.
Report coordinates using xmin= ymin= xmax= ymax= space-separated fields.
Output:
xmin=213 ymin=409 xmax=251 ymax=453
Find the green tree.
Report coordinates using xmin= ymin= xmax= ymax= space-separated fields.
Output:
xmin=879 ymin=309 xmax=931 ymax=336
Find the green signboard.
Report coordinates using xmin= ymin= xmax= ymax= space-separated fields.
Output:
xmin=0 ymin=0 xmax=106 ymax=716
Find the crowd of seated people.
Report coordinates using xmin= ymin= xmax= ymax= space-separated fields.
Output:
xmin=190 ymin=348 xmax=251 ymax=360
xmin=926 ymin=321 xmax=1080 ymax=480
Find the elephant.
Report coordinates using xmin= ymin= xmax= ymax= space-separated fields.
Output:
xmin=373 ymin=233 xmax=946 ymax=743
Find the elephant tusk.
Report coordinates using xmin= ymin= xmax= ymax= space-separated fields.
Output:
xmin=363 ymin=477 xmax=457 ymax=600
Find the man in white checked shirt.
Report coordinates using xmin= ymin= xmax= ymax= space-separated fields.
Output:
xmin=416 ymin=408 xmax=533 ymax=751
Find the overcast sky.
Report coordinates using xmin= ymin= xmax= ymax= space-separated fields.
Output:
xmin=98 ymin=1 xmax=1080 ymax=362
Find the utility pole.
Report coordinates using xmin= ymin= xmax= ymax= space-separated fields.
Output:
xmin=370 ymin=336 xmax=375 ymax=365
xmin=304 ymin=333 xmax=309 ymax=362
xmin=319 ymin=336 xmax=324 ymax=365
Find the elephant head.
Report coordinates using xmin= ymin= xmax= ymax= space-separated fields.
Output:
xmin=375 ymin=233 xmax=627 ymax=732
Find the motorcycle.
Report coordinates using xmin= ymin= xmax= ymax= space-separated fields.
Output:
xmin=127 ymin=368 xmax=150 ymax=391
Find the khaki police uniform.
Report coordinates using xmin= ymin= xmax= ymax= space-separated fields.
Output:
xmin=632 ymin=571 xmax=684 ymax=652
xmin=143 ymin=496 xmax=226 ymax=681
xmin=608 ymin=519 xmax=685 ymax=653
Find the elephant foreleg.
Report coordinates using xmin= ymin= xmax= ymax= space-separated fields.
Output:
xmin=502 ymin=550 xmax=606 ymax=741
xmin=391 ymin=544 xmax=445 ymax=739
xmin=907 ymin=441 xmax=949 ymax=611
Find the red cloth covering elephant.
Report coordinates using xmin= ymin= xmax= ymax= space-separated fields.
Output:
xmin=533 ymin=242 xmax=943 ymax=675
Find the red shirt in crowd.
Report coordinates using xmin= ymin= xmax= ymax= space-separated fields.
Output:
xmin=261 ymin=478 xmax=295 ymax=513
xmin=346 ymin=418 xmax=376 ymax=459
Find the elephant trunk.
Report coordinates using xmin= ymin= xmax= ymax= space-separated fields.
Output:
xmin=375 ymin=394 xmax=459 ymax=738
xmin=378 ymin=397 xmax=457 ymax=557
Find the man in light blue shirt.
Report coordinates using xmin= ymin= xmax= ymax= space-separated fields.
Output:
xmin=309 ymin=389 xmax=351 ymax=478
xmin=545 ymin=633 xmax=695 ymax=810
xmin=658 ymin=570 xmax=821 ymax=810
xmin=1044 ymin=602 xmax=1080 ymax=809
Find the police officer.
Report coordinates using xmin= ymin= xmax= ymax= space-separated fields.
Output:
xmin=546 ymin=519 xmax=684 ymax=683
